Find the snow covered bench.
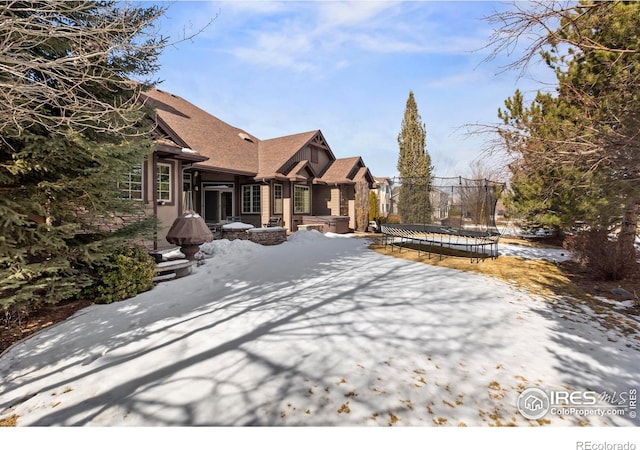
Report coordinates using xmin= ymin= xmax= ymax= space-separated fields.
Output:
xmin=153 ymin=259 xmax=194 ymax=282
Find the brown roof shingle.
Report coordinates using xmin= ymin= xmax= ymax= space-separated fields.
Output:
xmin=354 ymin=166 xmax=374 ymax=185
xmin=143 ymin=89 xmax=374 ymax=185
xmin=256 ymin=131 xmax=319 ymax=179
xmin=318 ymin=157 xmax=364 ymax=184
xmin=143 ymin=88 xmax=260 ymax=175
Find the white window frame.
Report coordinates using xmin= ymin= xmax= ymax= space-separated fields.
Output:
xmin=120 ymin=162 xmax=144 ymax=201
xmin=242 ymin=184 xmax=261 ymax=214
xmin=294 ymin=185 xmax=310 ymax=214
xmin=157 ymin=162 xmax=172 ymax=203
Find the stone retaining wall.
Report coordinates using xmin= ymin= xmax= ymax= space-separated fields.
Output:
xmin=221 ymin=229 xmax=250 ymax=241
xmin=247 ymin=227 xmax=287 ymax=246
xmin=219 ymin=227 xmax=287 ymax=245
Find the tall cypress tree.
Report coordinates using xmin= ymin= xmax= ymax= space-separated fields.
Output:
xmin=397 ymin=91 xmax=433 ymax=224
xmin=0 ymin=2 xmax=166 ymax=312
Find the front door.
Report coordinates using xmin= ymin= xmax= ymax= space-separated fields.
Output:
xmin=203 ymin=185 xmax=234 ymax=223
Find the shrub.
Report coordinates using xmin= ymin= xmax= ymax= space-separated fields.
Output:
xmin=84 ymin=246 xmax=156 ymax=304
xmin=369 ymin=191 xmax=380 ymax=222
xmin=385 ymin=214 xmax=402 ymax=224
xmin=564 ymin=229 xmax=635 ymax=280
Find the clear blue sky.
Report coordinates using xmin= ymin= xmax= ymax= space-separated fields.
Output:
xmin=151 ymin=1 xmax=555 ymax=178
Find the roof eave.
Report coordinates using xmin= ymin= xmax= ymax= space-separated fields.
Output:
xmin=320 ymin=179 xmax=355 ymax=186
xmin=155 ymin=145 xmax=209 ymax=163
xmin=288 ymin=175 xmax=311 ymax=182
xmin=191 ymin=163 xmax=257 ymax=177
xmin=255 ymin=174 xmax=290 ymax=182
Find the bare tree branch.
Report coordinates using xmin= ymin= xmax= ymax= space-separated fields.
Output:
xmin=0 ymin=1 xmax=216 ymax=137
xmin=482 ymin=1 xmax=638 ymax=77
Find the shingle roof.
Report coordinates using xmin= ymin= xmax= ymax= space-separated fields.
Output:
xmin=256 ymin=131 xmax=319 ymax=179
xmin=143 ymin=89 xmax=374 ymax=185
xmin=286 ymin=160 xmax=317 ymax=181
xmin=354 ymin=166 xmax=374 ymax=184
xmin=142 ymin=88 xmax=259 ymax=175
xmin=318 ymin=157 xmax=364 ymax=184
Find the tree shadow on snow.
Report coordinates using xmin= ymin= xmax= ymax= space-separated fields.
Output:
xmin=1 ymin=239 xmax=543 ymax=426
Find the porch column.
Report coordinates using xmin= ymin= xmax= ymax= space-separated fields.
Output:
xmin=283 ymin=181 xmax=293 ymax=231
xmin=330 ymin=186 xmax=340 ymax=216
xmin=261 ymin=183 xmax=270 ymax=227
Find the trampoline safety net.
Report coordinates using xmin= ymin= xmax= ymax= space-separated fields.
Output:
xmin=379 ymin=176 xmax=505 ymax=260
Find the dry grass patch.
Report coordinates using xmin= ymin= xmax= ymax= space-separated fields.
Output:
xmin=499 ymin=236 xmax=562 ymax=249
xmin=0 ymin=414 xmax=18 ymax=427
xmin=369 ymin=242 xmax=587 ymax=301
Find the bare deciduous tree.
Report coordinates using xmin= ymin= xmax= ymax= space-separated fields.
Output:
xmin=483 ymin=1 xmax=640 ymax=75
xmin=0 ymin=1 xmax=214 ymax=137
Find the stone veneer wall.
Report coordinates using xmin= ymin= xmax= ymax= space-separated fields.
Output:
xmin=221 ymin=229 xmax=250 ymax=241
xmin=220 ymin=227 xmax=287 ymax=246
xmin=247 ymin=227 xmax=287 ymax=246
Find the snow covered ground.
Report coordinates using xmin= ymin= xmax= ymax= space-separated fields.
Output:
xmin=498 ymin=243 xmax=572 ymax=263
xmin=0 ymin=231 xmax=638 ymax=429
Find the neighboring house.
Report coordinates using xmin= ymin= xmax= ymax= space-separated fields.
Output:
xmin=133 ymin=88 xmax=374 ymax=247
xmin=390 ymin=185 xmax=401 ymax=216
xmin=430 ymin=188 xmax=450 ymax=221
xmin=373 ymin=177 xmax=392 ymax=218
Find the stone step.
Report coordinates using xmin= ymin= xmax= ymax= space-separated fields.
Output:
xmin=155 ymin=259 xmax=194 ymax=279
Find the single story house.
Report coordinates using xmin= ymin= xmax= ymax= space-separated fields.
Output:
xmin=128 ymin=88 xmax=374 ymax=247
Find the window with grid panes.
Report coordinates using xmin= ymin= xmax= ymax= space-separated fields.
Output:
xmin=120 ymin=163 xmax=143 ymax=200
xmin=242 ymin=184 xmax=261 ymax=213
xmin=294 ymin=185 xmax=310 ymax=214
xmin=157 ymin=163 xmax=172 ymax=202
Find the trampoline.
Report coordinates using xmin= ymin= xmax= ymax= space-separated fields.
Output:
xmin=380 ymin=176 xmax=505 ymax=262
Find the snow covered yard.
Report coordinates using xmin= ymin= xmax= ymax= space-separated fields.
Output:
xmin=0 ymin=231 xmax=638 ymax=427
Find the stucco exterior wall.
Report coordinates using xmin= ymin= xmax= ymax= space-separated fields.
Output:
xmin=143 ymin=157 xmax=182 ymax=247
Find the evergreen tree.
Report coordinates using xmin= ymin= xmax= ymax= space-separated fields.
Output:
xmin=0 ymin=2 xmax=167 ymax=312
xmin=490 ymin=1 xmax=640 ymax=277
xmin=397 ymin=91 xmax=433 ymax=224
xmin=369 ymin=191 xmax=379 ymax=222
xmin=498 ymin=90 xmax=609 ymax=230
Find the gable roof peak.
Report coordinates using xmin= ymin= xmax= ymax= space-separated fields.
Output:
xmin=256 ymin=129 xmax=336 ymax=179
xmin=318 ymin=156 xmax=371 ymax=185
